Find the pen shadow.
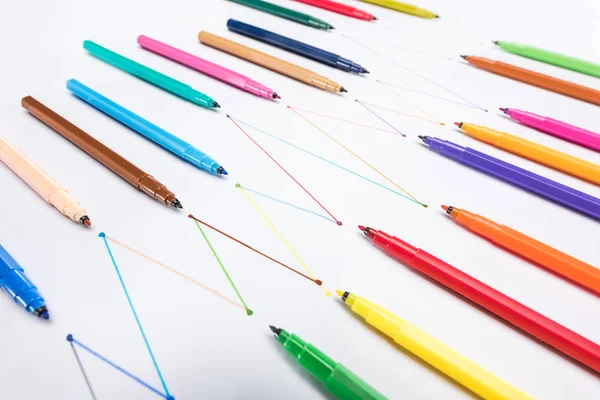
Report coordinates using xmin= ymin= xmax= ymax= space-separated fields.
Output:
xmin=268 ymin=333 xmax=337 ymax=400
xmin=360 ymin=233 xmax=600 ymax=379
xmin=332 ymin=300 xmax=482 ymax=400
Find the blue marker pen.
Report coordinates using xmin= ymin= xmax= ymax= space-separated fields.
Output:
xmin=227 ymin=19 xmax=368 ymax=74
xmin=0 ymin=244 xmax=49 ymax=319
xmin=67 ymin=79 xmax=227 ymax=175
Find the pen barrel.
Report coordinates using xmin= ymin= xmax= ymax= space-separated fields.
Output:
xmin=229 ymin=0 xmax=318 ymax=25
xmin=460 ymin=212 xmax=600 ymax=295
xmin=84 ymin=41 xmax=213 ymax=108
xmin=227 ymin=19 xmax=347 ymax=71
xmin=396 ymin=322 xmax=529 ymax=399
xmin=359 ymin=0 xmax=435 ymax=18
xmin=0 ymin=245 xmax=46 ymax=314
xmin=409 ymin=249 xmax=600 ymax=374
xmin=67 ymin=79 xmax=191 ymax=156
xmin=531 ymin=116 xmax=600 ymax=152
xmin=325 ymin=364 xmax=387 ymax=400
xmin=198 ymin=32 xmax=318 ymax=86
xmin=504 ymin=43 xmax=600 ymax=78
xmin=21 ymin=96 xmax=146 ymax=187
xmin=471 ymin=58 xmax=600 ymax=106
xmin=429 ymin=139 xmax=600 ymax=219
xmin=294 ymin=0 xmax=374 ymax=20
xmin=0 ymin=137 xmax=63 ymax=200
xmin=138 ymin=35 xmax=253 ymax=91
xmin=465 ymin=124 xmax=600 ymax=185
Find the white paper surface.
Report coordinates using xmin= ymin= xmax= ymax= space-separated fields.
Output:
xmin=1 ymin=0 xmax=599 ymax=398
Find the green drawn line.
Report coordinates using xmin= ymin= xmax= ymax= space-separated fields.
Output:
xmin=231 ymin=117 xmax=424 ymax=207
xmin=192 ymin=219 xmax=253 ymax=316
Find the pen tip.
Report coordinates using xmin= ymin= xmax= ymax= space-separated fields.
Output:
xmin=499 ymin=107 xmax=507 ymax=113
xmin=358 ymin=225 xmax=365 ymax=231
xmin=372 ymin=16 xmax=378 ymax=20
xmin=441 ymin=205 xmax=448 ymax=211
xmin=435 ymin=15 xmax=440 ymax=18
xmin=340 ymin=87 xmax=348 ymax=93
xmin=460 ymin=55 xmax=468 ymax=60
xmin=329 ymin=26 xmax=335 ymax=30
xmin=273 ymin=93 xmax=281 ymax=99
xmin=418 ymin=135 xmax=428 ymax=142
xmin=35 ymin=306 xmax=49 ymax=319
xmin=171 ymin=199 xmax=183 ymax=209
xmin=454 ymin=122 xmax=463 ymax=128
xmin=269 ymin=325 xmax=282 ymax=336
xmin=493 ymin=41 xmax=499 ymax=45
xmin=363 ymin=69 xmax=370 ymax=74
xmin=40 ymin=311 xmax=50 ymax=320
xmin=335 ymin=289 xmax=344 ymax=297
xmin=79 ymin=215 xmax=91 ymax=227
xmin=212 ymin=101 xmax=221 ymax=108
xmin=217 ymin=166 xmax=228 ymax=175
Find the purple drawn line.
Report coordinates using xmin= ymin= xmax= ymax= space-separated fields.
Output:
xmin=355 ymin=100 xmax=406 ymax=137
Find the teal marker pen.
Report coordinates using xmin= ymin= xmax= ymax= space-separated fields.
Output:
xmin=84 ymin=40 xmax=220 ymax=109
xmin=67 ymin=79 xmax=227 ymax=175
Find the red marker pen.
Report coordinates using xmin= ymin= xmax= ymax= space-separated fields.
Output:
xmin=359 ymin=225 xmax=600 ymax=374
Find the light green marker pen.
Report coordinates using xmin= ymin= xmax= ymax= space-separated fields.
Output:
xmin=83 ymin=40 xmax=220 ymax=109
xmin=494 ymin=41 xmax=600 ymax=79
xmin=270 ymin=326 xmax=388 ymax=400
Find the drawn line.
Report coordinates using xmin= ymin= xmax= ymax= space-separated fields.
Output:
xmin=288 ymin=106 xmax=428 ymax=207
xmin=357 ymin=100 xmax=444 ymax=125
xmin=285 ymin=106 xmax=402 ymax=136
xmin=189 ymin=213 xmax=322 ymax=285
xmin=341 ymin=34 xmax=452 ymax=61
xmin=354 ymin=100 xmax=406 ymax=137
xmin=69 ymin=340 xmax=98 ymax=400
xmin=231 ymin=118 xmax=423 ymax=206
xmin=378 ymin=82 xmax=442 ymax=123
xmin=378 ymin=80 xmax=486 ymax=112
xmin=237 ymin=185 xmax=336 ymax=224
xmin=191 ymin=219 xmax=253 ymax=316
xmin=99 ymin=233 xmax=172 ymax=398
xmin=104 ymin=235 xmax=244 ymax=311
xmin=67 ymin=334 xmax=171 ymax=400
xmin=237 ymin=185 xmax=331 ymax=297
xmin=342 ymin=35 xmax=488 ymax=112
xmin=227 ymin=114 xmax=343 ymax=226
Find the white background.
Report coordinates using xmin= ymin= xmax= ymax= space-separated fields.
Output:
xmin=1 ymin=0 xmax=599 ymax=398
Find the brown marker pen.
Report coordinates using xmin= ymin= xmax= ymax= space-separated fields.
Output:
xmin=22 ymin=96 xmax=182 ymax=209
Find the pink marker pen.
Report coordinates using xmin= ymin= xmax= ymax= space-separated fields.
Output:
xmin=137 ymin=35 xmax=280 ymax=100
xmin=501 ymin=108 xmax=600 ymax=153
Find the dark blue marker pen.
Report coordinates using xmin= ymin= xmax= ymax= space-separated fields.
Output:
xmin=0 ymin=244 xmax=49 ymax=319
xmin=227 ymin=19 xmax=369 ymax=74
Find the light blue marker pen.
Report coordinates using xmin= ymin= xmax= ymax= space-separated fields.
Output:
xmin=0 ymin=244 xmax=49 ymax=319
xmin=66 ymin=79 xmax=227 ymax=175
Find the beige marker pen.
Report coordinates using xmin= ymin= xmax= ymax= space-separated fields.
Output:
xmin=0 ymin=136 xmax=90 ymax=226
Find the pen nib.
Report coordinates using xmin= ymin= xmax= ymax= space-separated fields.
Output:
xmin=417 ymin=135 xmax=428 ymax=142
xmin=79 ymin=215 xmax=92 ymax=227
xmin=217 ymin=166 xmax=228 ymax=175
xmin=212 ymin=101 xmax=221 ymax=108
xmin=460 ymin=55 xmax=468 ymax=60
xmin=269 ymin=325 xmax=282 ymax=336
xmin=273 ymin=93 xmax=281 ymax=99
xmin=340 ymin=87 xmax=348 ymax=93
xmin=171 ymin=199 xmax=183 ymax=209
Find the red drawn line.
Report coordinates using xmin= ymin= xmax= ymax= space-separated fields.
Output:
xmin=226 ymin=115 xmax=343 ymax=226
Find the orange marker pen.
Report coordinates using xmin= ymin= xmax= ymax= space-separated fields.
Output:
xmin=442 ymin=205 xmax=600 ymax=296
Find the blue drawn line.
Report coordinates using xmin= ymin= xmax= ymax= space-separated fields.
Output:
xmin=231 ymin=118 xmax=423 ymax=206
xmin=238 ymin=185 xmax=337 ymax=224
xmin=355 ymin=100 xmax=406 ymax=137
xmin=99 ymin=233 xmax=173 ymax=399
xmin=67 ymin=334 xmax=171 ymax=400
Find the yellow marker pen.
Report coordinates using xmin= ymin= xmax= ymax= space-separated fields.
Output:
xmin=337 ymin=290 xmax=532 ymax=400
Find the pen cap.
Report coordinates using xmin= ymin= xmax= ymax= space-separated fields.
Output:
xmin=325 ymin=364 xmax=388 ymax=400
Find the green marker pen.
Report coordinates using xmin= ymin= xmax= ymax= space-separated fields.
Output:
xmin=270 ymin=326 xmax=387 ymax=400
xmin=494 ymin=41 xmax=600 ymax=79
xmin=83 ymin=40 xmax=220 ymax=109
xmin=227 ymin=0 xmax=334 ymax=30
